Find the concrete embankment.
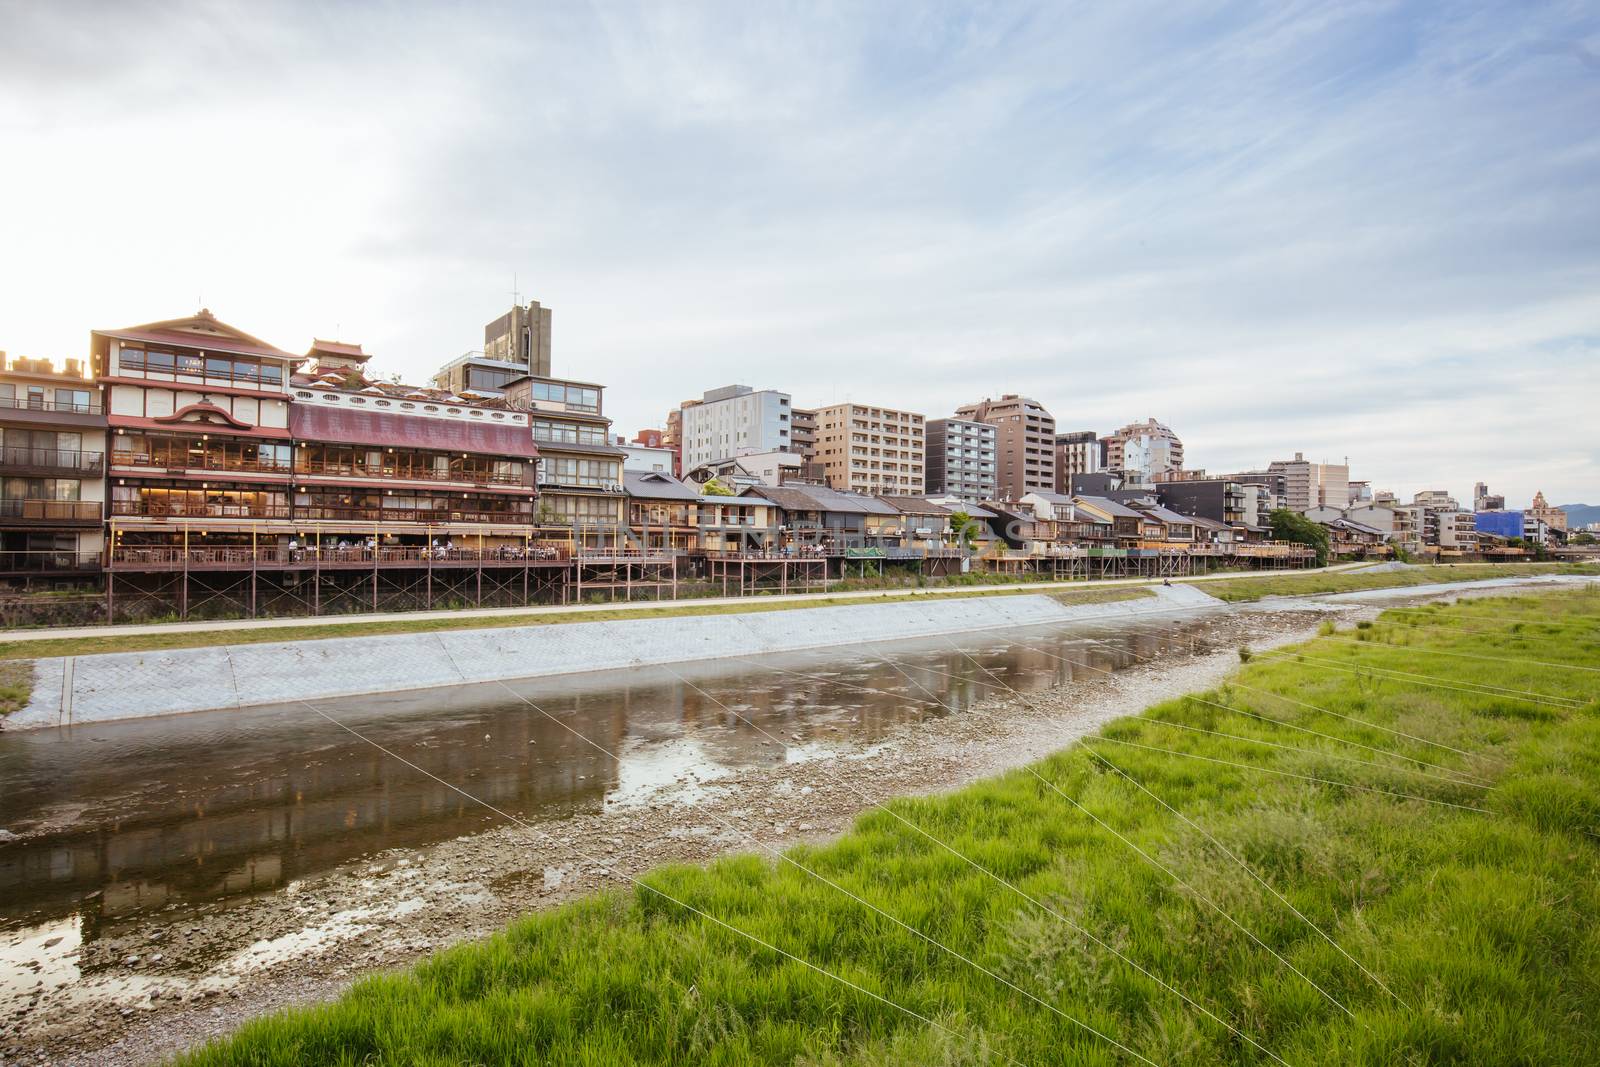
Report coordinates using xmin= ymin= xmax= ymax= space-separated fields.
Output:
xmin=8 ymin=586 xmax=1222 ymax=730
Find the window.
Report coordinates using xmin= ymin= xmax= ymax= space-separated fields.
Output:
xmin=55 ymin=389 xmax=90 ymax=413
xmin=528 ymin=381 xmax=600 ymax=413
xmin=120 ymin=344 xmax=279 ymax=387
xmin=539 ymin=456 xmax=620 ymax=488
xmin=530 ymin=419 xmax=608 ymax=446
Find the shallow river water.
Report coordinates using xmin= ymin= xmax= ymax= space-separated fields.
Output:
xmin=0 ymin=615 xmax=1230 ymax=1022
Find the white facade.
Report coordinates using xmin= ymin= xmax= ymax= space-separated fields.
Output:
xmin=1270 ymin=453 xmax=1350 ymax=511
xmin=679 ymin=385 xmax=793 ymax=473
xmin=620 ymin=444 xmax=676 ymax=473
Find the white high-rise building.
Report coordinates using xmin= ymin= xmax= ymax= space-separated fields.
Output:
xmin=678 ymin=385 xmax=793 ymax=474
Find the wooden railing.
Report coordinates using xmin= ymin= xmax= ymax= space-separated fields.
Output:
xmin=0 ymin=446 xmax=104 ymax=473
xmin=0 ymin=499 xmax=102 ymax=522
xmin=110 ymin=543 xmax=574 ymax=568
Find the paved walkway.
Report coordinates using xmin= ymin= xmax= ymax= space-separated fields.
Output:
xmin=0 ymin=563 xmax=1376 ymax=645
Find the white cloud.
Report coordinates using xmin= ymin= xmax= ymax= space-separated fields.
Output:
xmin=1 ymin=0 xmax=1597 ymax=503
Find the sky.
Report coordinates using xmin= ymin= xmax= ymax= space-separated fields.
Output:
xmin=2 ymin=1 xmax=1597 ymax=506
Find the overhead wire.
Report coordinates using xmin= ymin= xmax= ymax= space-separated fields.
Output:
xmin=659 ymin=662 xmax=1295 ymax=1067
xmin=295 ymin=697 xmax=1033 ymax=1067
xmin=483 ymin=679 xmax=1156 ymax=1066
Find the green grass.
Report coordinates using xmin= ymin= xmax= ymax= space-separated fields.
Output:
xmin=1192 ymin=561 xmax=1600 ymax=602
xmin=0 ymin=585 xmax=1155 ymax=662
xmin=0 ymin=659 xmax=30 ymax=716
xmin=176 ymin=587 xmax=1600 ymax=1066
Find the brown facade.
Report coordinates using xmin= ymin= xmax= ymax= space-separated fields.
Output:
xmin=954 ymin=394 xmax=1055 ymax=501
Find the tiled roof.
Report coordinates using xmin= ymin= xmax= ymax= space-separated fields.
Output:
xmin=623 ymin=470 xmax=702 ymax=502
xmin=1073 ymin=495 xmax=1143 ymax=519
xmin=877 ymin=495 xmax=952 ymax=515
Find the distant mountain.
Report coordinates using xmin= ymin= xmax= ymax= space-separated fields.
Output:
xmin=1558 ymin=503 xmax=1600 ymax=528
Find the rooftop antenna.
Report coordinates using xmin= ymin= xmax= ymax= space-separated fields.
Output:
xmin=511 ymin=272 xmax=520 ymax=308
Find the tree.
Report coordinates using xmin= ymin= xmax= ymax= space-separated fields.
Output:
xmin=1572 ymin=532 xmax=1596 ymax=545
xmin=702 ymin=477 xmax=735 ymax=497
xmin=949 ymin=511 xmax=982 ymax=551
xmin=1269 ymin=508 xmax=1330 ymax=566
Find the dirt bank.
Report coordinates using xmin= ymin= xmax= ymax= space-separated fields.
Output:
xmin=5 ymin=607 xmax=1327 ymax=1067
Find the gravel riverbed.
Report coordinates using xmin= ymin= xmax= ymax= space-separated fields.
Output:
xmin=6 ymin=607 xmax=1332 ymax=1066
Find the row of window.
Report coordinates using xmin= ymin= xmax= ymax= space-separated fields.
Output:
xmin=525 ymin=381 xmax=600 ymax=413
xmin=539 ymin=457 xmax=621 ymax=488
xmin=120 ymin=345 xmax=286 ymax=387
xmin=2 ymin=477 xmax=82 ymax=501
xmin=2 ymin=428 xmax=87 ymax=453
xmin=0 ymin=383 xmax=94 ymax=412
xmin=530 ymin=419 xmax=609 ymax=446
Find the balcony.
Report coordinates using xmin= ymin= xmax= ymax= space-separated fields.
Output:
xmin=294 ymin=505 xmax=534 ymax=526
xmin=110 ymin=543 xmax=574 ymax=571
xmin=0 ymin=549 xmax=101 ymax=575
xmin=0 ymin=446 xmax=105 ymax=475
xmin=296 ymin=457 xmax=527 ymax=487
xmin=0 ymin=499 xmax=102 ymax=525
xmin=0 ymin=394 xmax=101 ymax=415
xmin=111 ymin=450 xmax=291 ymax=476
xmin=112 ymin=501 xmax=291 ymax=520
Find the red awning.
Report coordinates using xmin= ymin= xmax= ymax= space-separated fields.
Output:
xmin=289 ymin=405 xmax=538 ymax=458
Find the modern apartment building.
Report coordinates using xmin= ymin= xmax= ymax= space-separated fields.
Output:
xmin=1269 ymin=453 xmax=1350 ymax=512
xmin=432 ymin=299 xmax=554 ymax=397
xmin=1104 ymin=418 xmax=1183 ymax=484
xmin=678 ymin=385 xmax=793 ymax=474
xmin=501 ymin=372 xmax=625 ymax=535
xmin=789 ymin=406 xmax=817 ymax=457
xmin=812 ymin=402 xmax=925 ymax=494
xmin=925 ymin=418 xmax=997 ymax=504
xmin=0 ymin=353 xmax=106 ymax=584
xmin=954 ymin=395 xmax=1054 ymax=501
xmin=1154 ymin=478 xmax=1247 ymax=528
xmin=1052 ymin=430 xmax=1101 ymax=493
xmin=1472 ymin=481 xmax=1505 ymax=511
xmin=1412 ymin=489 xmax=1459 ymax=510
xmin=484 ymin=300 xmax=553 ymax=377
xmin=662 ymin=403 xmax=689 ymax=476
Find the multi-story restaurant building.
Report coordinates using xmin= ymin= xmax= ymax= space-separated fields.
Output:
xmin=925 ymin=418 xmax=996 ymax=503
xmin=90 ymin=310 xmax=558 ymax=621
xmin=1269 ymin=453 xmax=1349 ymax=512
xmin=432 ymin=300 xmax=554 ymax=397
xmin=288 ymin=341 xmax=538 ymax=541
xmin=0 ymin=353 xmax=106 ymax=584
xmin=678 ymin=385 xmax=793 ymax=474
xmin=1052 ymin=430 xmax=1101 ymax=493
xmin=1104 ymin=418 xmax=1183 ymax=484
xmin=501 ymin=372 xmax=626 ymax=541
xmin=812 ymin=402 xmax=925 ymax=494
xmin=954 ymin=395 xmax=1054 ymax=501
xmin=96 ymin=310 xmax=299 ymax=547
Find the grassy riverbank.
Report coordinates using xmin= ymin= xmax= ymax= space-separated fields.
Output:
xmin=1192 ymin=561 xmax=1598 ymax=602
xmin=177 ymin=587 xmax=1600 ymax=1065
xmin=0 ymin=584 xmax=1156 ymax=665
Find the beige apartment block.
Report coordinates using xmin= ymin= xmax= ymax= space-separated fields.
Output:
xmin=812 ymin=403 xmax=925 ymax=494
xmin=954 ymin=394 xmax=1055 ymax=501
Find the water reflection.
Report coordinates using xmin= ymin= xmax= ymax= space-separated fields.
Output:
xmin=0 ymin=619 xmax=1207 ymax=950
